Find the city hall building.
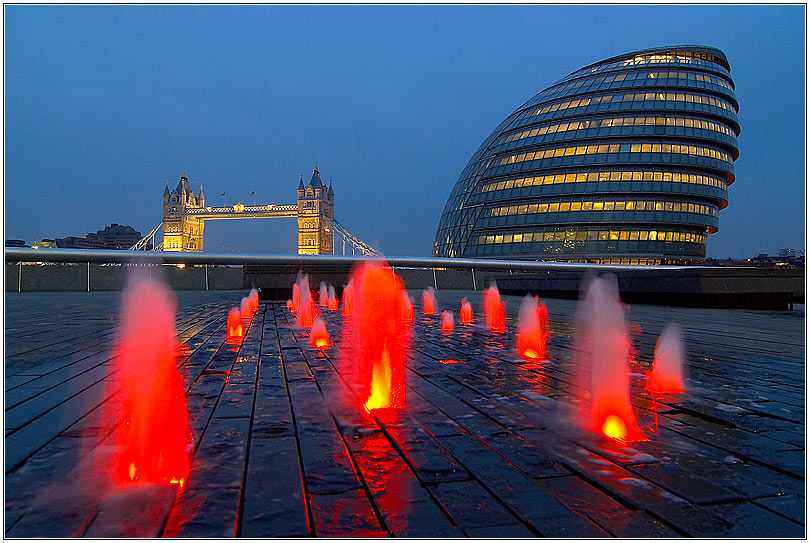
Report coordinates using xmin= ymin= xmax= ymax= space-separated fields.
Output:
xmin=433 ymin=46 xmax=739 ymax=265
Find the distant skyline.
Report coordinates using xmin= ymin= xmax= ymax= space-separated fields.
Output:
xmin=4 ymin=5 xmax=806 ymax=257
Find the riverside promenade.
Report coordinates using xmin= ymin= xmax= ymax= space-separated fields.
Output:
xmin=4 ymin=289 xmax=805 ymax=537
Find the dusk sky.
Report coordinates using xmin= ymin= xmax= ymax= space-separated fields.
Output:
xmin=4 ymin=5 xmax=805 ymax=258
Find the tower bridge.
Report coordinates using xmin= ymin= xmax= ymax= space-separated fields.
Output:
xmin=134 ymin=166 xmax=380 ymax=256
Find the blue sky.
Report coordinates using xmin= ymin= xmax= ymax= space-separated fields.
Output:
xmin=4 ymin=5 xmax=805 ymax=257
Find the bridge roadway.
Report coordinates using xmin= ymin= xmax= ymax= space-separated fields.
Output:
xmin=4 ymin=289 xmax=805 ymax=537
xmin=184 ymin=203 xmax=298 ymax=220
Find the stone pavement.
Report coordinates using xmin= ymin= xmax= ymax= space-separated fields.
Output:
xmin=4 ymin=289 xmax=805 ymax=537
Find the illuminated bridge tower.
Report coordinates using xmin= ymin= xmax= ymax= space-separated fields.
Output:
xmin=162 ymin=171 xmax=205 ymax=252
xmin=297 ymin=165 xmax=335 ymax=255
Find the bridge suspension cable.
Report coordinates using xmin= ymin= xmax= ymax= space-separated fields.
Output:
xmin=129 ymin=222 xmax=163 ymax=251
xmin=327 ymin=218 xmax=382 ymax=256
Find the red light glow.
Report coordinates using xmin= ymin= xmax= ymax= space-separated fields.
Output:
xmin=341 ymin=262 xmax=410 ymax=413
xmin=341 ymin=281 xmax=354 ymax=317
xmin=602 ymin=414 xmax=628 ymax=441
xmin=227 ymin=308 xmax=244 ymax=343
xmin=483 ymin=284 xmax=506 ymax=332
xmin=292 ymin=283 xmax=301 ymax=313
xmin=422 ymin=288 xmax=436 ymax=315
xmin=309 ymin=318 xmax=331 ymax=350
xmin=109 ymin=279 xmax=190 ymax=487
xmin=459 ymin=299 xmax=473 ymax=325
xmin=441 ymin=311 xmax=454 ymax=332
xmin=401 ymin=294 xmax=414 ymax=322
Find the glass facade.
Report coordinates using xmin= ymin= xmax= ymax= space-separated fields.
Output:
xmin=433 ymin=46 xmax=739 ymax=264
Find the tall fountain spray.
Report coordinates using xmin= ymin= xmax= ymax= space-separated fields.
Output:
xmin=296 ymin=275 xmax=317 ymax=328
xmin=340 ymin=262 xmax=411 ymax=412
xmin=341 ymin=280 xmax=354 ymax=317
xmin=109 ymin=277 xmax=190 ymax=487
xmin=319 ymin=282 xmax=329 ymax=307
xmin=573 ymin=274 xmax=642 ymax=442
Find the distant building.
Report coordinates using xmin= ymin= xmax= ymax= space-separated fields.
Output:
xmin=5 ymin=239 xmax=27 ymax=247
xmin=779 ymin=248 xmax=797 ymax=258
xmin=32 ymin=239 xmax=58 ymax=249
xmin=434 ymin=45 xmax=739 ymax=265
xmin=56 ymin=224 xmax=142 ymax=250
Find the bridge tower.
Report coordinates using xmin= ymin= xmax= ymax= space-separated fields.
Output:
xmin=162 ymin=171 xmax=205 ymax=252
xmin=297 ymin=165 xmax=334 ymax=255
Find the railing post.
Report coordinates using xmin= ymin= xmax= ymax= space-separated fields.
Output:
xmin=471 ymin=268 xmax=476 ymax=290
xmin=18 ymin=261 xmax=21 ymax=292
xmin=205 ymin=264 xmax=209 ymax=290
xmin=87 ymin=262 xmax=90 ymax=292
xmin=432 ymin=267 xmax=438 ymax=290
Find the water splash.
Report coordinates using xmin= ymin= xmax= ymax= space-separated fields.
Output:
xmin=108 ymin=278 xmax=190 ymax=487
xmin=573 ymin=274 xmax=642 ymax=442
xmin=291 ymin=283 xmax=301 ymax=313
xmin=341 ymin=280 xmax=354 ymax=317
xmin=240 ymin=297 xmax=251 ymax=323
xmin=227 ymin=308 xmax=244 ymax=343
xmin=483 ymin=282 xmax=506 ymax=332
xmin=459 ymin=298 xmax=473 ymax=325
xmin=441 ymin=311 xmax=454 ymax=332
xmin=319 ymin=282 xmax=329 ymax=307
xmin=516 ymin=295 xmax=550 ymax=359
xmin=340 ymin=262 xmax=410 ymax=412
xmin=401 ymin=293 xmax=415 ymax=322
xmin=310 ymin=318 xmax=332 ymax=350
xmin=327 ymin=284 xmax=339 ymax=311
xmin=647 ymin=324 xmax=686 ymax=394
xmin=248 ymin=288 xmax=259 ymax=313
xmin=422 ymin=287 xmax=437 ymax=315
xmin=296 ymin=275 xmax=317 ymax=328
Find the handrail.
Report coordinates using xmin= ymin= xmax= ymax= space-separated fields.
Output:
xmin=4 ymin=247 xmax=690 ymax=272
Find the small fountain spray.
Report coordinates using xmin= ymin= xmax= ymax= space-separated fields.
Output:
xmin=227 ymin=308 xmax=244 ymax=344
xmin=340 ymin=262 xmax=410 ymax=413
xmin=516 ymin=295 xmax=550 ymax=359
xmin=248 ymin=288 xmax=259 ymax=313
xmin=646 ymin=323 xmax=687 ymax=394
xmin=441 ymin=311 xmax=454 ymax=332
xmin=296 ymin=275 xmax=317 ymax=328
xmin=240 ymin=297 xmax=252 ymax=323
xmin=310 ymin=318 xmax=332 ymax=350
xmin=422 ymin=287 xmax=437 ymax=316
xmin=319 ymin=282 xmax=329 ymax=307
xmin=291 ymin=283 xmax=301 ymax=313
xmin=573 ymin=274 xmax=642 ymax=442
xmin=342 ymin=280 xmax=354 ymax=317
xmin=483 ymin=282 xmax=506 ymax=332
xmin=402 ymin=293 xmax=415 ymax=322
xmin=327 ymin=284 xmax=339 ymax=311
xmin=459 ymin=298 xmax=473 ymax=325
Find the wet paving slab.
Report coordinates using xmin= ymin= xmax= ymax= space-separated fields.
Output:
xmin=4 ymin=289 xmax=805 ymax=537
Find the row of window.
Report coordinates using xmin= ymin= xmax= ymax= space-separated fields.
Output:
xmin=473 ymin=228 xmax=706 ymax=246
xmin=499 ymin=114 xmax=736 ymax=145
xmin=498 ymin=142 xmax=732 ymax=166
xmin=478 ymin=169 xmax=727 ymax=193
xmin=561 ymin=52 xmax=731 ymax=86
xmin=528 ymin=90 xmax=735 ymax=119
xmin=543 ymin=68 xmax=734 ymax=102
xmin=487 ymin=199 xmax=718 ymax=218
xmin=564 ymin=258 xmax=665 ymax=265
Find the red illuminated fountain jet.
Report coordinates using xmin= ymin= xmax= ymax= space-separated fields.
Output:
xmin=341 ymin=262 xmax=411 ymax=412
xmin=422 ymin=287 xmax=437 ymax=316
xmin=227 ymin=307 xmax=244 ymax=343
xmin=296 ymin=275 xmax=317 ymax=328
xmin=573 ymin=274 xmax=642 ymax=442
xmin=646 ymin=323 xmax=687 ymax=394
xmin=483 ymin=282 xmax=506 ymax=332
xmin=327 ymin=285 xmax=339 ymax=311
xmin=319 ymin=282 xmax=329 ymax=308
xmin=459 ymin=298 xmax=474 ymax=325
xmin=516 ymin=295 xmax=551 ymax=359
xmin=341 ymin=280 xmax=354 ymax=317
xmin=108 ymin=278 xmax=190 ymax=488
xmin=310 ymin=318 xmax=332 ymax=350
xmin=441 ymin=311 xmax=454 ymax=332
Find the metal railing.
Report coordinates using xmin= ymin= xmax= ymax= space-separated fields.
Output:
xmin=5 ymin=247 xmax=684 ymax=271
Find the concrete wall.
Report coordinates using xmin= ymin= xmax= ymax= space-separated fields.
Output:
xmin=5 ymin=263 xmax=243 ymax=292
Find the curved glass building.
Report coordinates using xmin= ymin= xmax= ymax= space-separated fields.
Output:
xmin=433 ymin=46 xmax=739 ymax=264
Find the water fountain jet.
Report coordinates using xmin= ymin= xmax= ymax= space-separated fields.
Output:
xmin=459 ymin=298 xmax=473 ymax=325
xmin=441 ymin=311 xmax=454 ymax=332
xmin=516 ymin=296 xmax=550 ymax=359
xmin=422 ymin=287 xmax=437 ymax=316
xmin=646 ymin=324 xmax=686 ymax=394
